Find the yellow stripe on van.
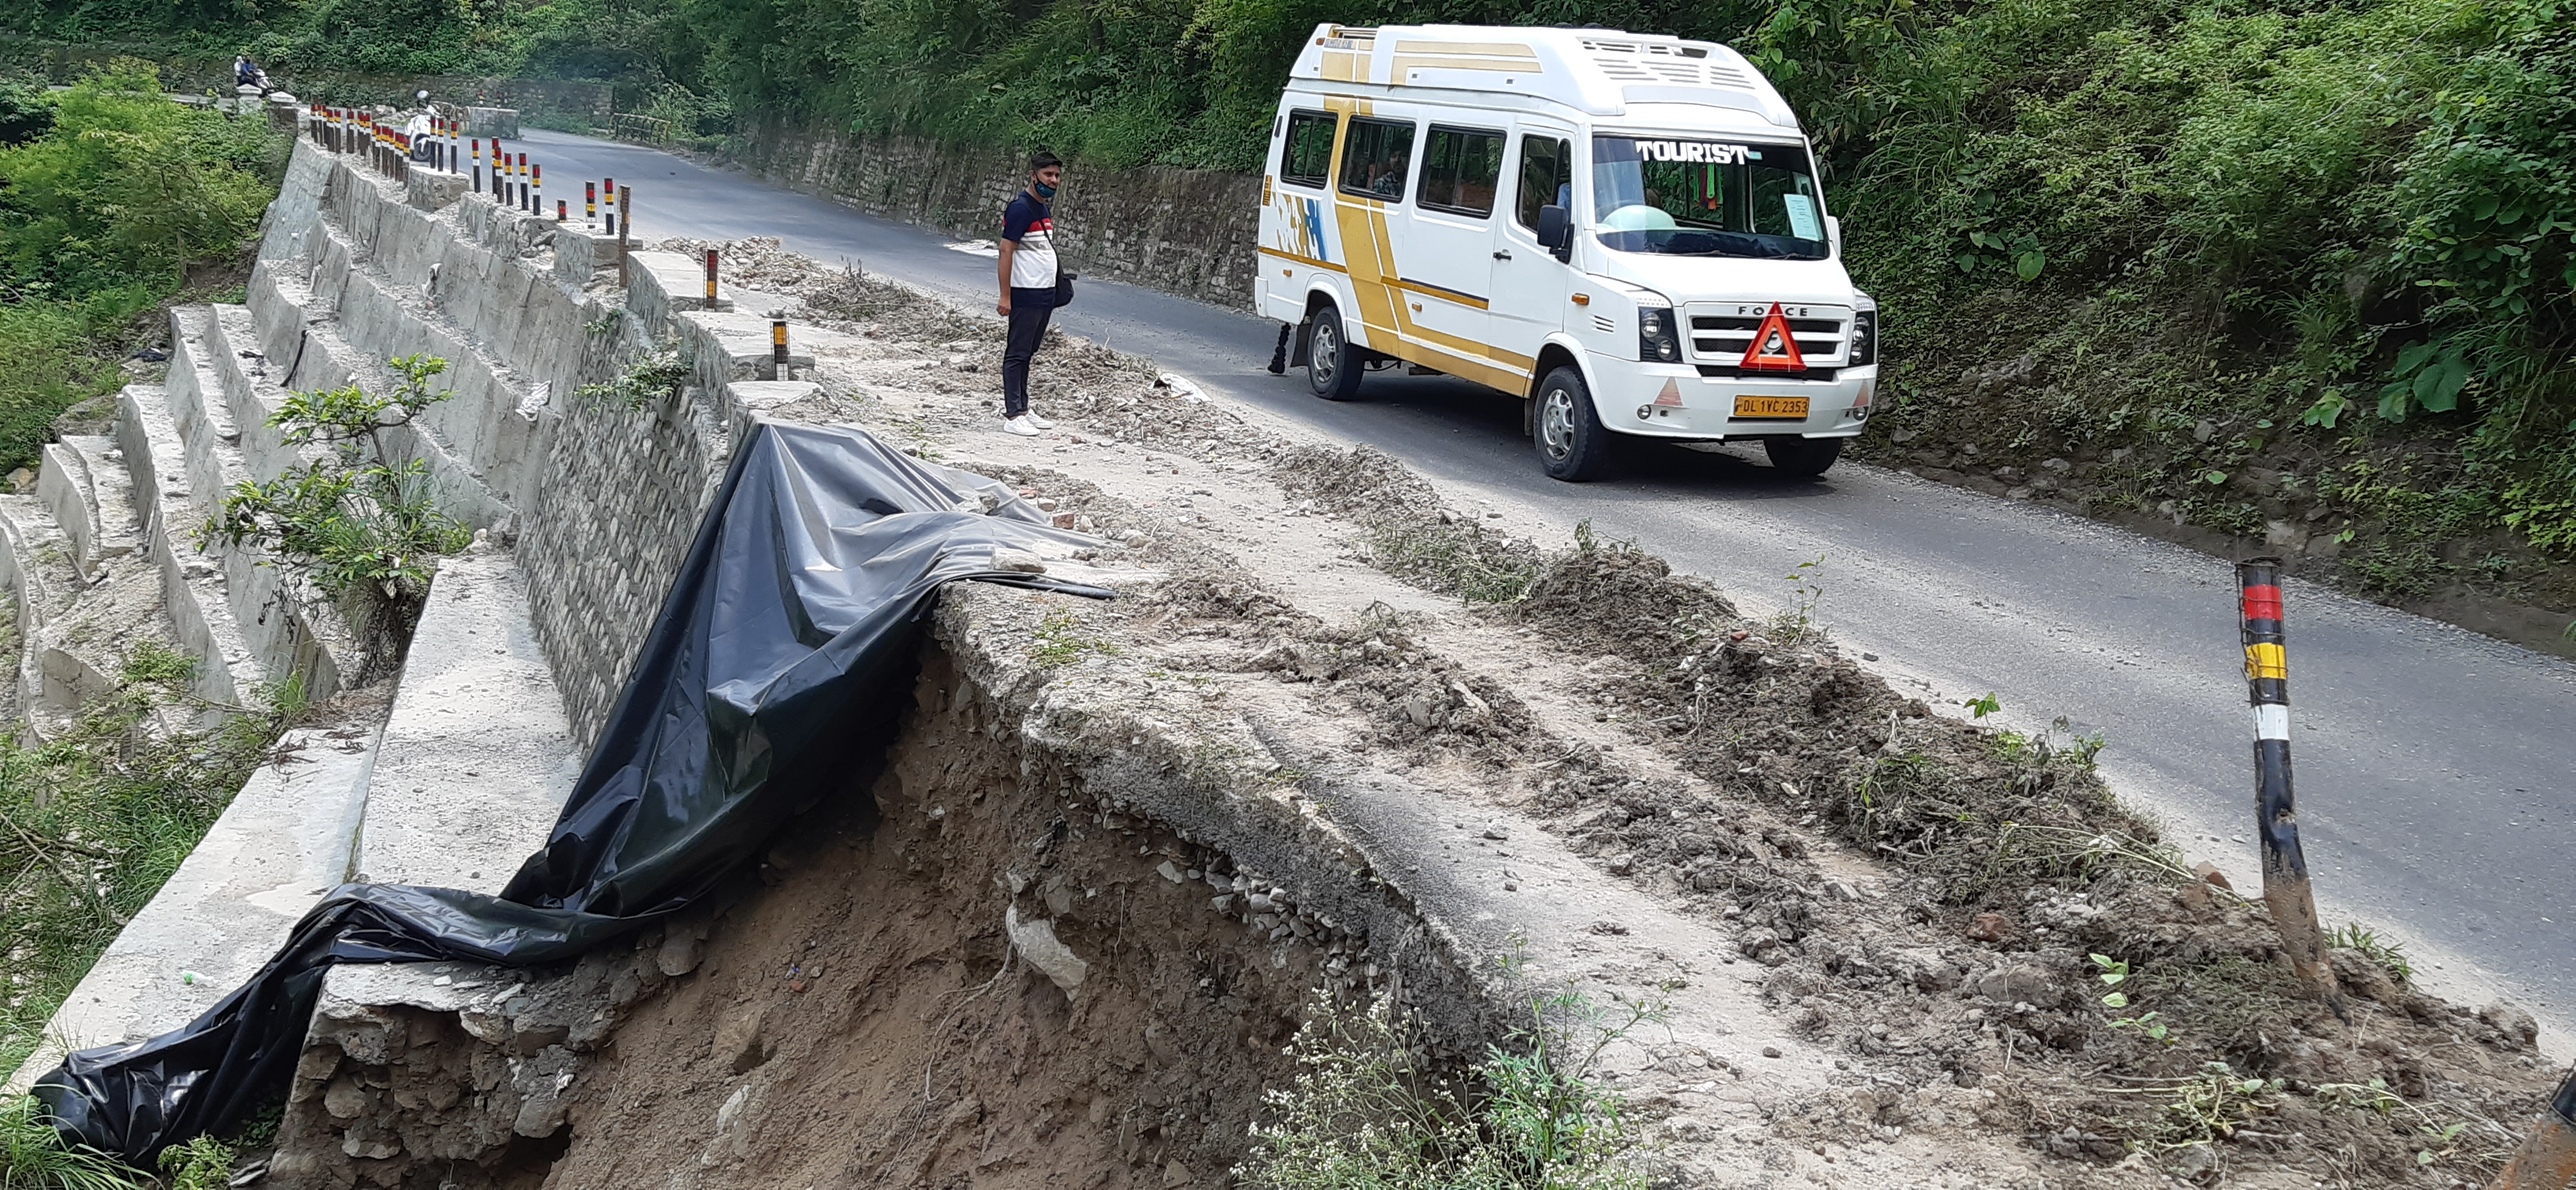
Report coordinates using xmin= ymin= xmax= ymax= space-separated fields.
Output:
xmin=1391 ymin=40 xmax=1537 ymax=58
xmin=1392 ymin=56 xmax=1538 ymax=78
xmin=1258 ymin=247 xmax=1346 ymax=273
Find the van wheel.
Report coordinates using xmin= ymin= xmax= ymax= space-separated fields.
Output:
xmin=1306 ymin=305 xmax=1365 ymax=402
xmin=1765 ymin=436 xmax=1844 ymax=477
xmin=1534 ymin=366 xmax=1614 ymax=482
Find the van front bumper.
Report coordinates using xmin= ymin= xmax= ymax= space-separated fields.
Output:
xmin=1590 ymin=355 xmax=1875 ymax=440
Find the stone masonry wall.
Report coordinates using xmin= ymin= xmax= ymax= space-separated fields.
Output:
xmin=723 ymin=126 xmax=1263 ymax=310
xmin=517 ymin=380 xmax=731 ymax=750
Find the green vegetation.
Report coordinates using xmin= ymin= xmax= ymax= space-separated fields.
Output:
xmin=203 ymin=354 xmax=474 ymax=640
xmin=0 ymin=63 xmax=287 ymax=474
xmin=1237 ymin=991 xmax=1647 ymax=1190
xmin=0 ymin=1093 xmax=136 ymax=1190
xmin=1 ymin=643 xmax=303 ymax=1078
xmin=12 ymin=0 xmax=2572 ymax=604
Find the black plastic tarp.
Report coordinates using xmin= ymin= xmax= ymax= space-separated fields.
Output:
xmin=35 ymin=421 xmax=1107 ymax=1161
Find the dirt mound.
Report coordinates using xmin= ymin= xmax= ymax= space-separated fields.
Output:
xmin=531 ymin=648 xmax=1330 ymax=1189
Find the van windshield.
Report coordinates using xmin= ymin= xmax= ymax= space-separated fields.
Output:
xmin=1589 ymin=135 xmax=1829 ymax=261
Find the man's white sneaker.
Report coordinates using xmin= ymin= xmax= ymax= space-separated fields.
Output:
xmin=1024 ymin=412 xmax=1056 ymax=430
xmin=1002 ymin=415 xmax=1043 ymax=437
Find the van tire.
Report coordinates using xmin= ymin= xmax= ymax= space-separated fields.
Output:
xmin=1534 ymin=366 xmax=1613 ymax=481
xmin=1764 ymin=436 xmax=1844 ymax=477
xmin=1306 ymin=305 xmax=1366 ymax=402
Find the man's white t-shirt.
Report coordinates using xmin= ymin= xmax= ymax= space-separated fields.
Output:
xmin=1002 ymin=193 xmax=1058 ymax=293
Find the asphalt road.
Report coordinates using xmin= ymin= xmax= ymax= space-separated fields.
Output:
xmin=518 ymin=129 xmax=2576 ymax=1028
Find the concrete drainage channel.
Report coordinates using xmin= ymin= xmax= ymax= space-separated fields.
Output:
xmin=0 ymin=118 xmax=1501 ymax=1187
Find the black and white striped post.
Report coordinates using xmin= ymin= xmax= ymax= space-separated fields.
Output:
xmin=2490 ymin=1068 xmax=2576 ymax=1189
xmin=2236 ymin=558 xmax=2347 ymax=1019
xmin=770 ymin=317 xmax=789 ymax=381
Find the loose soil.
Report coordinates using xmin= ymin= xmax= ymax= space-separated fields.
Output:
xmin=566 ymin=239 xmax=2564 ymax=1189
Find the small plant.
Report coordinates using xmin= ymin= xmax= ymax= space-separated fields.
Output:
xmin=2326 ymin=923 xmax=2414 ymax=985
xmin=2103 ymin=1063 xmax=2281 ymax=1149
xmin=157 ymin=1136 xmax=234 ymax=1190
xmin=1963 ymin=692 xmax=2001 ymax=719
xmin=2091 ymin=953 xmax=2171 ymax=1042
xmin=0 ymin=1094 xmax=141 ymax=1189
xmin=577 ymin=339 xmax=692 ymax=411
xmin=1236 ymin=990 xmax=1649 ymax=1190
xmin=201 ymin=354 xmax=473 ymax=641
xmin=1028 ymin=606 xmax=1119 ymax=669
xmin=1772 ymin=553 xmax=1827 ymax=643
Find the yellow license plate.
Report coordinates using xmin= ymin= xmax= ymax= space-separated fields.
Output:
xmin=1731 ymin=395 xmax=1810 ymax=419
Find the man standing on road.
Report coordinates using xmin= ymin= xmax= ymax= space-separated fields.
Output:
xmin=996 ymin=151 xmax=1064 ymax=437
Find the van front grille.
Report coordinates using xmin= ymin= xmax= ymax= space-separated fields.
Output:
xmin=1684 ymin=308 xmax=1849 ymax=365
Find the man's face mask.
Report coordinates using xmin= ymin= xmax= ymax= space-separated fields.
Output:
xmin=1035 ymin=174 xmax=1060 ymax=199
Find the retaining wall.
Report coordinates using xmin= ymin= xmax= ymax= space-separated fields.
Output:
xmin=722 ymin=125 xmax=1263 ymax=311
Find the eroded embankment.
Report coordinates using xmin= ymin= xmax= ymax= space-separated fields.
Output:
xmin=266 ymin=588 xmax=1495 ymax=1190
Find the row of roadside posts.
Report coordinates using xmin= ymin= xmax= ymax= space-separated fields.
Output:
xmin=301 ymin=103 xmax=651 ymax=290
xmin=2237 ymin=558 xmax=2576 ymax=1190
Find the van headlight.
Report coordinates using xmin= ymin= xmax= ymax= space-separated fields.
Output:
xmin=1849 ymin=304 xmax=1878 ymax=367
xmin=1637 ymin=294 xmax=1680 ymax=363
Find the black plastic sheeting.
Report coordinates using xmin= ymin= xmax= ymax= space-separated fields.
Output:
xmin=35 ymin=422 xmax=1109 ymax=1161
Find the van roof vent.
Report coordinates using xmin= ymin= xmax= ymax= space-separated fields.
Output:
xmin=1579 ymin=37 xmax=1750 ymax=90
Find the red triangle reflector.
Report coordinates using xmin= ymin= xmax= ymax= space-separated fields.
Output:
xmin=1740 ymin=303 xmax=1807 ymax=372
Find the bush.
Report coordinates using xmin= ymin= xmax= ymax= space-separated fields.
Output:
xmin=1237 ymin=991 xmax=1649 ymax=1190
xmin=0 ymin=63 xmax=286 ymax=473
xmin=201 ymin=355 xmax=475 ymax=641
xmin=0 ymin=63 xmax=281 ymax=299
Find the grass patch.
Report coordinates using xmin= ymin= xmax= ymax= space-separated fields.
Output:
xmin=0 ymin=650 xmax=303 ymax=1076
xmin=1237 ymin=991 xmax=1650 ymax=1190
xmin=0 ymin=1093 xmax=139 ymax=1189
xmin=1029 ymin=606 xmax=1119 ymax=670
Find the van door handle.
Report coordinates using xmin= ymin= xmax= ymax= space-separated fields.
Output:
xmin=1493 ymin=250 xmax=1512 ymax=261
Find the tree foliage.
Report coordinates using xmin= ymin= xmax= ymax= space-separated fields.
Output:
xmin=202 ymin=354 xmax=475 ymax=639
xmin=0 ymin=63 xmax=286 ymax=474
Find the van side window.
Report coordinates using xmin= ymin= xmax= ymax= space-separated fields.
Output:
xmin=1278 ymin=111 xmax=1337 ymax=189
xmin=1337 ymin=117 xmax=1417 ymax=202
xmin=1416 ymin=126 xmax=1506 ymax=218
xmin=1514 ymin=135 xmax=1573 ymax=232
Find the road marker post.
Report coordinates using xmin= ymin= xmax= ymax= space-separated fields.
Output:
xmin=770 ymin=317 xmax=788 ymax=381
xmin=2235 ymin=558 xmax=2348 ymax=1019
xmin=532 ymin=161 xmax=543 ymax=214
xmin=2489 ymin=1068 xmax=2576 ymax=1190
xmin=557 ymin=199 xmax=567 ymax=223
xmin=585 ymin=182 xmax=597 ymax=228
xmin=603 ymin=178 xmax=617 ymax=236
xmin=471 ymin=137 xmax=482 ymax=193
xmin=704 ymin=249 xmax=719 ymax=305
xmin=617 ymin=186 xmax=632 ymax=285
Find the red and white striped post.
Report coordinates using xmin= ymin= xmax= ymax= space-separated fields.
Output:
xmin=2236 ymin=559 xmax=2347 ymax=1019
xmin=2490 ymin=1068 xmax=2576 ymax=1189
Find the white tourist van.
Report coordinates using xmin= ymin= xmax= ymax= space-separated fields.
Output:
xmin=1256 ymin=24 xmax=1877 ymax=480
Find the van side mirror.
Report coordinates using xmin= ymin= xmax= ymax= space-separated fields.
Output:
xmin=1535 ymin=204 xmax=1571 ymax=259
xmin=1825 ymin=215 xmax=1842 ymax=256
